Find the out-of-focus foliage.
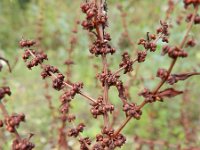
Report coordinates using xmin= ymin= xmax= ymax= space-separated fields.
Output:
xmin=0 ymin=0 xmax=199 ymax=149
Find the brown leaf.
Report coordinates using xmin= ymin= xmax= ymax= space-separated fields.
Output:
xmin=157 ymin=88 xmax=183 ymax=98
xmin=167 ymin=72 xmax=200 ymax=85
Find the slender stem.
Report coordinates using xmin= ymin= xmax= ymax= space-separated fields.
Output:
xmin=95 ymin=0 xmax=110 ymax=128
xmin=113 ymin=116 xmax=132 ymax=137
xmin=51 ymin=72 xmax=96 ymax=104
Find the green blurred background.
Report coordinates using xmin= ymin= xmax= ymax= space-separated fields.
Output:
xmin=0 ymin=0 xmax=200 ymax=149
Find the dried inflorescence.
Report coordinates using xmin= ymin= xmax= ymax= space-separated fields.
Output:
xmin=41 ymin=65 xmax=59 ymax=79
xmin=18 ymin=0 xmax=200 ymax=149
xmin=22 ymin=48 xmax=48 ymax=69
xmin=4 ymin=113 xmax=25 ymax=133
xmin=137 ymin=51 xmax=147 ymax=63
xmin=90 ymin=96 xmax=114 ymax=118
xmin=12 ymin=137 xmax=35 ymax=150
xmin=0 ymin=86 xmax=34 ymax=150
xmin=123 ymin=103 xmax=142 ymax=119
xmin=119 ymin=52 xmax=134 ymax=74
xmin=68 ymin=123 xmax=85 ymax=138
xmin=79 ymin=137 xmax=92 ymax=150
xmin=162 ymin=46 xmax=188 ymax=58
xmin=186 ymin=13 xmax=200 ymax=24
xmin=81 ymin=1 xmax=115 ymax=56
xmin=0 ymin=86 xmax=11 ymax=99
xmin=93 ymin=127 xmax=126 ymax=149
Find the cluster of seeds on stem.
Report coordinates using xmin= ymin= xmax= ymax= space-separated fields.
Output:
xmin=162 ymin=46 xmax=188 ymax=58
xmin=68 ymin=123 xmax=85 ymax=138
xmin=0 ymin=85 xmax=34 ymax=149
xmin=93 ymin=127 xmax=126 ymax=149
xmin=90 ymin=96 xmax=114 ymax=118
xmin=184 ymin=0 xmax=200 ymax=8
xmin=12 ymin=135 xmax=35 ymax=150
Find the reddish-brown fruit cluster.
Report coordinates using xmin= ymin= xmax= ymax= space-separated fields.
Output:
xmin=137 ymin=51 xmax=147 ymax=63
xmin=97 ymin=71 xmax=120 ymax=87
xmin=157 ymin=68 xmax=169 ymax=80
xmin=119 ymin=52 xmax=133 ymax=74
xmin=138 ymin=38 xmax=157 ymax=52
xmin=81 ymin=1 xmax=115 ymax=56
xmin=157 ymin=21 xmax=170 ymax=37
xmin=22 ymin=49 xmax=48 ymax=70
xmin=4 ymin=113 xmax=25 ymax=133
xmin=90 ymin=39 xmax=115 ymax=56
xmin=90 ymin=96 xmax=114 ymax=118
xmin=184 ymin=0 xmax=200 ymax=8
xmin=138 ymin=21 xmax=169 ymax=52
xmin=68 ymin=123 xmax=85 ymax=137
xmin=81 ymin=2 xmax=107 ymax=31
xmin=123 ymin=103 xmax=142 ymax=119
xmin=60 ymin=83 xmax=83 ymax=113
xmin=186 ymin=38 xmax=196 ymax=47
xmin=93 ymin=127 xmax=126 ymax=149
xmin=162 ymin=46 xmax=188 ymax=58
xmin=97 ymin=71 xmax=126 ymax=100
xmin=41 ymin=65 xmax=59 ymax=79
xmin=52 ymin=73 xmax=65 ymax=91
xmin=186 ymin=14 xmax=200 ymax=24
xmin=19 ymin=39 xmax=36 ymax=48
xmin=0 ymin=86 xmax=11 ymax=99
xmin=12 ymin=138 xmax=35 ymax=150
xmin=79 ymin=137 xmax=92 ymax=150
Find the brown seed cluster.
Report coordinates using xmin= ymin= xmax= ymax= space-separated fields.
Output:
xmin=79 ymin=137 xmax=92 ymax=150
xmin=123 ymin=103 xmax=142 ymax=119
xmin=138 ymin=37 xmax=157 ymax=52
xmin=137 ymin=51 xmax=147 ymax=63
xmin=12 ymin=138 xmax=35 ymax=150
xmin=81 ymin=2 xmax=107 ymax=31
xmin=93 ymin=127 xmax=126 ymax=149
xmin=138 ymin=21 xmax=169 ymax=53
xmin=0 ymin=86 xmax=11 ymax=99
xmin=186 ymin=38 xmax=196 ymax=47
xmin=4 ymin=113 xmax=25 ymax=133
xmin=60 ymin=82 xmax=83 ymax=114
xmin=41 ymin=65 xmax=59 ymax=79
xmin=162 ymin=46 xmax=188 ymax=58
xmin=81 ymin=1 xmax=115 ymax=56
xmin=90 ymin=96 xmax=114 ymax=118
xmin=68 ymin=123 xmax=85 ymax=137
xmin=19 ymin=39 xmax=36 ymax=48
xmin=90 ymin=39 xmax=115 ymax=56
xmin=119 ymin=52 xmax=133 ymax=74
xmin=186 ymin=13 xmax=200 ymax=24
xmin=22 ymin=49 xmax=48 ymax=69
xmin=157 ymin=68 xmax=169 ymax=80
xmin=97 ymin=71 xmax=126 ymax=101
